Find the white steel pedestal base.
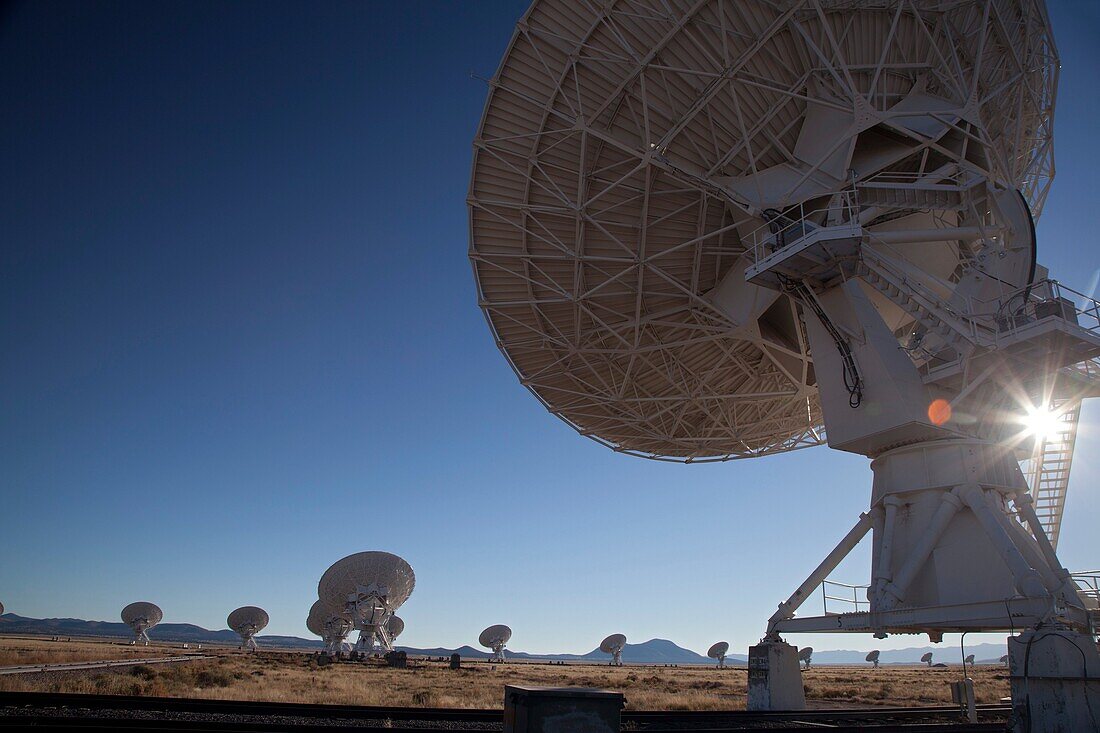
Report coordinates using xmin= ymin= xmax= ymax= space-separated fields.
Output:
xmin=747 ymin=640 xmax=805 ymax=711
xmin=1008 ymin=629 xmax=1100 ymax=733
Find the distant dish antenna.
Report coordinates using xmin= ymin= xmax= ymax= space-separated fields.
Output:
xmin=965 ymin=653 xmax=975 ymax=666
xmin=600 ymin=634 xmax=626 ymax=666
xmin=386 ymin=615 xmax=404 ymax=642
xmin=0 ymin=601 xmax=4 ymax=616
xmin=921 ymin=652 xmax=934 ymax=667
xmin=707 ymin=641 xmax=730 ymax=669
xmin=307 ymin=600 xmax=353 ymax=656
xmin=1000 ymin=654 xmax=1010 ymax=667
xmin=227 ymin=606 xmax=269 ymax=652
xmin=479 ymin=624 xmax=512 ymax=663
xmin=121 ymin=602 xmax=162 ymax=646
xmin=798 ymin=647 xmax=813 ymax=669
xmin=866 ymin=650 xmax=880 ymax=668
xmin=318 ymin=551 xmax=415 ymax=655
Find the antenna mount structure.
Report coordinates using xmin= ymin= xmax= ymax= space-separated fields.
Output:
xmin=227 ymin=607 xmax=269 ymax=652
xmin=318 ymin=552 xmax=415 ymax=657
xmin=479 ymin=624 xmax=512 ymax=663
xmin=471 ymin=1 xmax=1100 ymax=727
xmin=600 ymin=634 xmax=626 ymax=666
xmin=121 ymin=602 xmax=162 ymax=646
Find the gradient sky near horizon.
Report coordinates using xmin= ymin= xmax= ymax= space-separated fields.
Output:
xmin=2 ymin=0 xmax=1098 ymax=658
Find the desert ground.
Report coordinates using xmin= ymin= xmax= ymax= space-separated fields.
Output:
xmin=0 ymin=636 xmax=1010 ymax=710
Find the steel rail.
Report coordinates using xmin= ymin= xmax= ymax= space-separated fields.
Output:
xmin=0 ymin=714 xmax=1008 ymax=732
xmin=0 ymin=691 xmax=1011 ymax=727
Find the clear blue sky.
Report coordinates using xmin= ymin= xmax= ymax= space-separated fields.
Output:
xmin=1 ymin=0 xmax=1097 ymax=658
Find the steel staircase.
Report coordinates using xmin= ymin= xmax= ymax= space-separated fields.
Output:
xmin=857 ymin=185 xmax=963 ymax=211
xmin=1027 ymin=400 xmax=1081 ymax=550
xmin=856 ymin=248 xmax=977 ymax=360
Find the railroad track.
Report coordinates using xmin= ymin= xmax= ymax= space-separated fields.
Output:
xmin=0 ymin=691 xmax=1011 ymax=731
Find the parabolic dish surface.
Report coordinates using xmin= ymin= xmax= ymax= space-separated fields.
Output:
xmin=386 ymin=615 xmax=405 ymax=639
xmin=121 ymin=602 xmax=163 ymax=627
xmin=479 ymin=624 xmax=512 ymax=648
xmin=600 ymin=633 xmax=627 ymax=653
xmin=227 ymin=606 xmax=269 ymax=634
xmin=469 ymin=0 xmax=1057 ymax=461
xmin=306 ymin=601 xmax=328 ymax=637
xmin=707 ymin=641 xmax=730 ymax=659
xmin=318 ymin=551 xmax=416 ymax=614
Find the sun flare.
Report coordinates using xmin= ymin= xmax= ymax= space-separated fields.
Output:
xmin=1024 ymin=405 xmax=1061 ymax=441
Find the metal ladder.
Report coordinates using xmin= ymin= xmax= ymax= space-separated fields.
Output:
xmin=1026 ymin=400 xmax=1081 ymax=550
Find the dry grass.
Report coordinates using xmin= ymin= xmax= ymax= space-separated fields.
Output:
xmin=0 ymin=637 xmax=189 ymax=667
xmin=0 ymin=637 xmax=1010 ymax=710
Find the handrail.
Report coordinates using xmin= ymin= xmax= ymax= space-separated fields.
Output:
xmin=821 ymin=579 xmax=869 ymax=615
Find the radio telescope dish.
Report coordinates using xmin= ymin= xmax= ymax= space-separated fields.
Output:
xmin=227 ymin=606 xmax=269 ymax=652
xmin=479 ymin=624 xmax=512 ymax=663
xmin=0 ymin=601 xmax=4 ymax=616
xmin=471 ymin=0 xmax=1100 ymax=718
xmin=921 ymin=652 xmax=934 ymax=667
xmin=965 ymin=653 xmax=975 ymax=666
xmin=798 ymin=647 xmax=813 ymax=669
xmin=318 ymin=551 xmax=415 ymax=654
xmin=866 ymin=650 xmax=880 ymax=668
xmin=386 ymin=615 xmax=405 ymax=641
xmin=707 ymin=641 xmax=730 ymax=669
xmin=1000 ymin=654 xmax=1010 ymax=666
xmin=600 ymin=634 xmax=626 ymax=666
xmin=121 ymin=602 xmax=162 ymax=646
xmin=307 ymin=600 xmax=353 ymax=656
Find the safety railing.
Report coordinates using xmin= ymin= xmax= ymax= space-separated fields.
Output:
xmin=992 ymin=279 xmax=1100 ymax=340
xmin=821 ymin=579 xmax=870 ymax=615
xmin=745 ymin=191 xmax=860 ymax=270
xmin=1071 ymin=571 xmax=1100 ymax=607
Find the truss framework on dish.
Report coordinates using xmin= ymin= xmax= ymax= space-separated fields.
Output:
xmin=318 ymin=551 xmax=415 ymax=656
xmin=307 ymin=600 xmax=353 ymax=656
xmin=471 ymin=0 xmax=1100 ymax=720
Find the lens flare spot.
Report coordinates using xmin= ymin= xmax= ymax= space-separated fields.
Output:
xmin=928 ymin=398 xmax=952 ymax=426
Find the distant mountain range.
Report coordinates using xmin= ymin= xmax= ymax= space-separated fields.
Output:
xmin=0 ymin=614 xmax=1006 ymax=665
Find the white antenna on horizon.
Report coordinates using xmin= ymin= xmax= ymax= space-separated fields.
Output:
xmin=121 ymin=602 xmax=162 ymax=646
xmin=227 ymin=607 xmax=268 ymax=652
xmin=600 ymin=634 xmax=626 ymax=666
xmin=708 ymin=642 xmax=730 ymax=669
xmin=318 ymin=551 xmax=415 ymax=657
xmin=479 ymin=624 xmax=511 ymax=663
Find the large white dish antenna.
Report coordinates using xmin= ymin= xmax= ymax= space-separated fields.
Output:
xmin=472 ymin=0 xmax=1100 ymax=720
xmin=470 ymin=0 xmax=1059 ymax=462
xmin=307 ymin=600 xmax=353 ymax=656
xmin=921 ymin=652 xmax=934 ymax=666
xmin=600 ymin=633 xmax=626 ymax=666
xmin=798 ymin=647 xmax=813 ymax=669
xmin=707 ymin=641 xmax=729 ymax=669
xmin=479 ymin=624 xmax=512 ymax=663
xmin=866 ymin=650 xmax=880 ymax=668
xmin=318 ymin=551 xmax=414 ymax=654
xmin=965 ymin=653 xmax=975 ymax=665
xmin=121 ymin=602 xmax=162 ymax=646
xmin=0 ymin=601 xmax=4 ymax=616
xmin=227 ymin=606 xmax=269 ymax=652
